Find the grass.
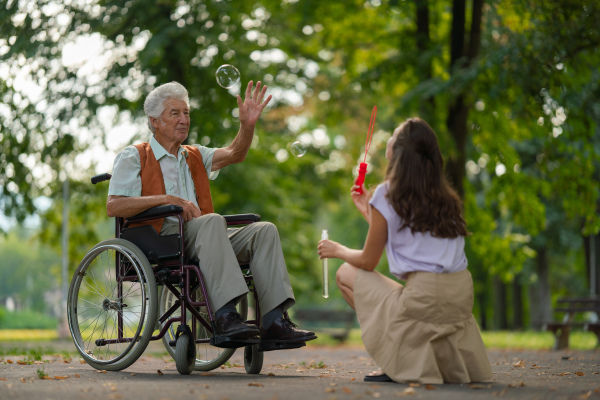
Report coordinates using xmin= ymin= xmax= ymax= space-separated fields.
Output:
xmin=309 ymin=328 xmax=598 ymax=350
xmin=0 ymin=329 xmax=58 ymax=341
xmin=481 ymin=330 xmax=597 ymax=350
xmin=0 ymin=329 xmax=597 ymax=357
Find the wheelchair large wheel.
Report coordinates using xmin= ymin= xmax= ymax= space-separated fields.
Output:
xmin=67 ymin=239 xmax=158 ymax=371
xmin=159 ymin=286 xmax=249 ymax=371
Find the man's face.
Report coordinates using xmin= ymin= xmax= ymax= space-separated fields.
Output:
xmin=152 ymin=98 xmax=190 ymax=144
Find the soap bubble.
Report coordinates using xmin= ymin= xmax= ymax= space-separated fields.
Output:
xmin=290 ymin=141 xmax=307 ymax=157
xmin=216 ymin=64 xmax=241 ymax=89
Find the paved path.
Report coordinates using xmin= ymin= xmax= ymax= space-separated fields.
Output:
xmin=0 ymin=340 xmax=599 ymax=400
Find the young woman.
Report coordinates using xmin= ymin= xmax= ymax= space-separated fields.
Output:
xmin=318 ymin=118 xmax=493 ymax=384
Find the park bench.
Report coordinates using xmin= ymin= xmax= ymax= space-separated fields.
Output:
xmin=292 ymin=308 xmax=357 ymax=342
xmin=544 ymin=297 xmax=600 ymax=350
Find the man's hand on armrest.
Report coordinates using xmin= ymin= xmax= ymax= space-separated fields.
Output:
xmin=107 ymin=195 xmax=202 ymax=222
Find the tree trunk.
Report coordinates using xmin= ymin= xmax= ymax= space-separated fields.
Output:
xmin=445 ymin=0 xmax=484 ymax=199
xmin=512 ymin=277 xmax=524 ymax=330
xmin=477 ymin=291 xmax=487 ymax=330
xmin=415 ymin=0 xmax=435 ymax=122
xmin=493 ymin=277 xmax=508 ymax=329
xmin=529 ymin=246 xmax=553 ymax=330
xmin=583 ymin=233 xmax=600 ymax=296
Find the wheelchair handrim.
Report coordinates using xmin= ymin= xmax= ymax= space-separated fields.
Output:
xmin=68 ymin=243 xmax=148 ymax=366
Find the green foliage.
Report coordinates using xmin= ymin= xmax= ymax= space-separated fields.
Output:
xmin=0 ymin=228 xmax=60 ymax=313
xmin=0 ymin=307 xmax=57 ymax=330
xmin=1 ymin=0 xmax=599 ymax=321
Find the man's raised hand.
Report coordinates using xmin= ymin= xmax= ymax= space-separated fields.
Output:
xmin=237 ymin=81 xmax=272 ymax=127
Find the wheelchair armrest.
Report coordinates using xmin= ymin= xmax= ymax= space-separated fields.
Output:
xmin=224 ymin=213 xmax=261 ymax=226
xmin=128 ymin=205 xmax=184 ymax=221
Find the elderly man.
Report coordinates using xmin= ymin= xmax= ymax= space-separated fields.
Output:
xmin=106 ymin=81 xmax=316 ymax=349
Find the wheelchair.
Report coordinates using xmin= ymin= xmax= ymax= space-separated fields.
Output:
xmin=67 ymin=173 xmax=294 ymax=375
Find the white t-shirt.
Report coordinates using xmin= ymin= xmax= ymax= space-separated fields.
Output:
xmin=369 ymin=182 xmax=468 ymax=280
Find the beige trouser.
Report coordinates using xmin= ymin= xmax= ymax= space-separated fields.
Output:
xmin=161 ymin=213 xmax=295 ymax=316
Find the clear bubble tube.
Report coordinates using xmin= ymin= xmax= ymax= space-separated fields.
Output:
xmin=321 ymin=229 xmax=329 ymax=299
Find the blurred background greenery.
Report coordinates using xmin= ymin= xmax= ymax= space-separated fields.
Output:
xmin=0 ymin=0 xmax=599 ymax=344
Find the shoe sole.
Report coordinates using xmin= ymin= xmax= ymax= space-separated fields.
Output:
xmin=260 ymin=334 xmax=318 ymax=345
xmin=210 ymin=335 xmax=260 ymax=349
xmin=363 ymin=373 xmax=393 ymax=382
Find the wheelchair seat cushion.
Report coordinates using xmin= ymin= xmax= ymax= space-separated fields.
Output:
xmin=121 ymin=225 xmax=181 ymax=261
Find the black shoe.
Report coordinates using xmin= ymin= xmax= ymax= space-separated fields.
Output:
xmin=214 ymin=311 xmax=260 ymax=339
xmin=364 ymin=373 xmax=393 ymax=382
xmin=260 ymin=317 xmax=317 ymax=344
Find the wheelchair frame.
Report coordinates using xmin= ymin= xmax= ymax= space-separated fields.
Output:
xmin=68 ymin=173 xmax=264 ymax=375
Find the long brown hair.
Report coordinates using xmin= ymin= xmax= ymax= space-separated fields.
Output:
xmin=385 ymin=118 xmax=468 ymax=238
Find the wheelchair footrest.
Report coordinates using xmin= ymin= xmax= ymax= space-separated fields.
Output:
xmin=210 ymin=335 xmax=260 ymax=349
xmin=259 ymin=341 xmax=306 ymax=352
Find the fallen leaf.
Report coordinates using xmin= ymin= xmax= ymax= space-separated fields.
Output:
xmin=342 ymin=387 xmax=352 ymax=394
xmin=6 ymin=360 xmax=13 ymax=364
xmin=558 ymin=372 xmax=570 ymax=376
xmin=157 ymin=370 xmax=163 ymax=375
xmin=579 ymin=391 xmax=592 ymax=399
xmin=513 ymin=360 xmax=525 ymax=368
xmin=396 ymin=387 xmax=416 ymax=396
xmin=41 ymin=376 xmax=54 ymax=380
xmin=248 ymin=382 xmax=263 ymax=387
xmin=54 ymin=376 xmax=69 ymax=380
xmin=267 ymin=373 xmax=275 ymax=376
xmin=469 ymin=384 xmax=492 ymax=389
xmin=20 ymin=378 xmax=26 ymax=383
xmin=74 ymin=374 xmax=80 ymax=378
xmin=425 ymin=384 xmax=436 ymax=390
xmin=576 ymin=371 xmax=585 ymax=376
xmin=493 ymin=388 xmax=508 ymax=396
xmin=96 ymin=370 xmax=107 ymax=374
xmin=318 ymin=374 xmax=332 ymax=377
xmin=409 ymin=383 xmax=421 ymax=387
xmin=0 ymin=378 xmax=7 ymax=381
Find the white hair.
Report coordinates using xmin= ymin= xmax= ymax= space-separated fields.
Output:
xmin=143 ymin=81 xmax=190 ymax=134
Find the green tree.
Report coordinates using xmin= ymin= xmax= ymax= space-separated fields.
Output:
xmin=2 ymin=0 xmax=599 ymax=321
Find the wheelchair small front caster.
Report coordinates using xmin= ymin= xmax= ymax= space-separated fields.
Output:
xmin=244 ymin=344 xmax=263 ymax=374
xmin=175 ymin=332 xmax=196 ymax=375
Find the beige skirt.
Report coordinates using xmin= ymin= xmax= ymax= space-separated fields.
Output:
xmin=354 ymin=269 xmax=493 ymax=384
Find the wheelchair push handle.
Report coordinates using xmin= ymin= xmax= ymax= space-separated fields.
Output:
xmin=91 ymin=173 xmax=112 ymax=184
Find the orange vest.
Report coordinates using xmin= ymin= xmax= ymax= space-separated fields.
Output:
xmin=129 ymin=143 xmax=214 ymax=233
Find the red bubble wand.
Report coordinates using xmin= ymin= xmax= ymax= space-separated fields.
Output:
xmin=354 ymin=106 xmax=377 ymax=194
